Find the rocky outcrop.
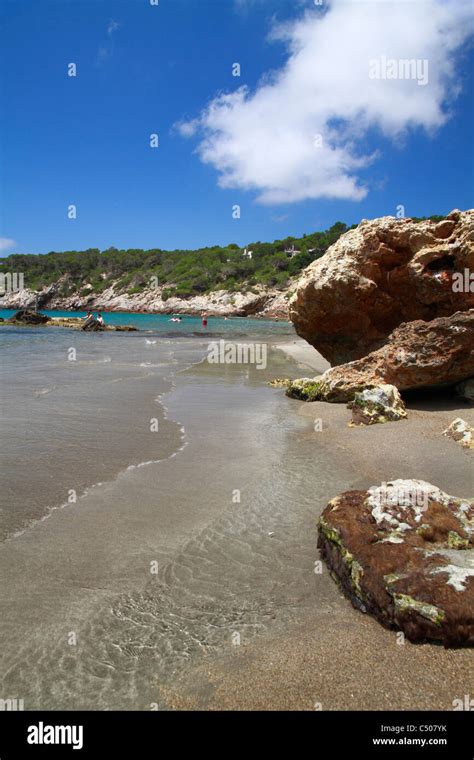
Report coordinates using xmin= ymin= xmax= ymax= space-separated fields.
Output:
xmin=286 ymin=311 xmax=474 ymax=410
xmin=5 ymin=313 xmax=138 ymax=332
xmin=316 ymin=311 xmax=474 ymax=394
xmin=318 ymin=481 xmax=474 ymax=646
xmin=290 ymin=210 xmax=474 ymax=365
xmin=443 ymin=419 xmax=473 ymax=449
xmin=9 ymin=309 xmax=50 ymax=325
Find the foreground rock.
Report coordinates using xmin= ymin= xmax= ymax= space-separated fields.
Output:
xmin=287 ymin=311 xmax=474 ymax=403
xmin=443 ymin=419 xmax=473 ymax=450
xmin=290 ymin=210 xmax=474 ymax=365
xmin=318 ymin=481 xmax=474 ymax=646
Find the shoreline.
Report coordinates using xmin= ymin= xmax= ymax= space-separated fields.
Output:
xmin=272 ymin=338 xmax=331 ymax=374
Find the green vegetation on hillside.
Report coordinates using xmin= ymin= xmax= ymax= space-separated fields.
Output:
xmin=0 ymin=217 xmax=444 ymax=299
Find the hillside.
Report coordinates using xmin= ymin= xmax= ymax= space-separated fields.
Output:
xmin=0 ymin=217 xmax=444 ymax=317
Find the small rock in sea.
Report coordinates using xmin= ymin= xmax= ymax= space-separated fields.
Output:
xmin=9 ymin=309 xmax=50 ymax=325
xmin=443 ymin=418 xmax=473 ymax=449
xmin=317 ymin=480 xmax=474 ymax=646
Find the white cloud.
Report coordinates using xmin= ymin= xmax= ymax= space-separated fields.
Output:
xmin=179 ymin=0 xmax=474 ymax=204
xmin=107 ymin=20 xmax=121 ymax=37
xmin=97 ymin=19 xmax=121 ymax=65
xmin=175 ymin=119 xmax=200 ymax=138
xmin=0 ymin=238 xmax=16 ymax=252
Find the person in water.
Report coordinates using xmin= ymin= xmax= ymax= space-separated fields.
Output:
xmin=201 ymin=312 xmax=208 ymax=327
xmin=96 ymin=312 xmax=105 ymax=326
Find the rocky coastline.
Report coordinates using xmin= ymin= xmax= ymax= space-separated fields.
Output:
xmin=0 ymin=283 xmax=290 ymax=320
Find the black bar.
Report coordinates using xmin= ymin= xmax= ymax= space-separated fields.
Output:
xmin=0 ymin=710 xmax=472 ymax=758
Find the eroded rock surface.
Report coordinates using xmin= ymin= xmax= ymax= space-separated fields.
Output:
xmin=318 ymin=481 xmax=474 ymax=646
xmin=290 ymin=210 xmax=474 ymax=365
xmin=322 ymin=311 xmax=474 ymax=392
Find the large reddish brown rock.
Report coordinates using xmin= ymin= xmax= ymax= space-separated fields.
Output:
xmin=286 ymin=311 xmax=474 ymax=401
xmin=318 ymin=481 xmax=474 ymax=646
xmin=319 ymin=310 xmax=474 ymax=396
xmin=290 ymin=210 xmax=474 ymax=365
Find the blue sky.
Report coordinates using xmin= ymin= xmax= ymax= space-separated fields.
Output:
xmin=1 ymin=0 xmax=473 ymax=255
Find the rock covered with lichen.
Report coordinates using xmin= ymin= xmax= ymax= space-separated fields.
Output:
xmin=317 ymin=480 xmax=474 ymax=646
xmin=285 ymin=377 xmax=407 ymax=426
xmin=285 ymin=375 xmax=359 ymax=403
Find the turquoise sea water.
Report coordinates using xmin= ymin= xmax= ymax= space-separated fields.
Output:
xmin=0 ymin=308 xmax=294 ymax=338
